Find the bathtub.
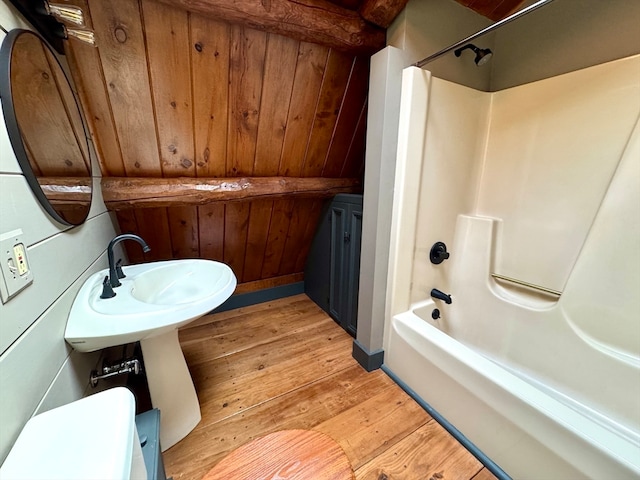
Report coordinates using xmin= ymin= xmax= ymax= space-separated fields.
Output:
xmin=385 ymin=302 xmax=640 ymax=478
xmin=384 ymin=213 xmax=640 ymax=478
xmin=382 ymin=61 xmax=640 ymax=478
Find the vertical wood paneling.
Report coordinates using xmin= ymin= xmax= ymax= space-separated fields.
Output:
xmin=198 ymin=204 xmax=225 ymax=261
xmin=115 ymin=210 xmax=146 ymax=263
xmin=115 ymin=209 xmax=139 ymax=234
xmin=89 ymin=0 xmax=161 ymax=176
xmin=167 ymin=206 xmax=200 ymax=257
xmin=294 ymin=199 xmax=325 ymax=272
xmin=261 ymin=199 xmax=295 ymax=278
xmin=227 ymin=26 xmax=267 ymax=176
xmin=278 ymin=198 xmax=313 ymax=275
xmin=65 ymin=0 xmax=125 ymax=176
xmin=45 ymin=48 xmax=91 ymax=172
xmin=253 ymin=35 xmax=299 ymax=176
xmin=302 ymin=50 xmax=354 ymax=177
xmin=278 ymin=43 xmax=329 ymax=176
xmin=10 ymin=38 xmax=86 ymax=176
xmin=242 ymin=200 xmax=275 ymax=282
xmin=70 ymin=2 xmax=368 ymax=288
xmin=323 ymin=56 xmax=369 ymax=176
xmin=142 ymin=0 xmax=195 ymax=177
xmin=223 ymin=202 xmax=251 ymax=280
xmin=135 ymin=208 xmax=173 ymax=260
xmin=341 ymin=102 xmax=367 ymax=178
xmin=191 ymin=17 xmax=230 ymax=177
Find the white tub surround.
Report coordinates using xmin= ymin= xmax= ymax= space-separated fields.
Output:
xmin=385 ymin=55 xmax=640 ymax=478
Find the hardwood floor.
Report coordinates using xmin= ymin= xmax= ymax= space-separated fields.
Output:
xmin=163 ymin=294 xmax=497 ymax=480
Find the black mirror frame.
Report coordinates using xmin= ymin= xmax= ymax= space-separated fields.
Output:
xmin=0 ymin=28 xmax=92 ymax=226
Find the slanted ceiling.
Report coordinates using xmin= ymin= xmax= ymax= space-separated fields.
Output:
xmin=61 ymin=0 xmax=515 ymax=290
xmin=63 ymin=0 xmax=375 ymax=291
xmin=453 ymin=0 xmax=527 ymax=21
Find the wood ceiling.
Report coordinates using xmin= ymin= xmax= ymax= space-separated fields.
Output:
xmin=61 ymin=0 xmax=523 ymax=291
xmin=63 ymin=0 xmax=370 ymax=291
xmin=454 ymin=0 xmax=527 ymax=21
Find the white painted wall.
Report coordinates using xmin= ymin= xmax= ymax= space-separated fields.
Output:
xmin=489 ymin=0 xmax=640 ymax=91
xmin=387 ymin=0 xmax=640 ymax=91
xmin=387 ymin=0 xmax=493 ymax=90
xmin=0 ymin=2 xmax=120 ymax=463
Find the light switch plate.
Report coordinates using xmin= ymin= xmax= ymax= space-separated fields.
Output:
xmin=0 ymin=229 xmax=34 ymax=303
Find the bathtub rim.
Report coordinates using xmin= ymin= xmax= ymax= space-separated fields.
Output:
xmin=386 ymin=307 xmax=640 ymax=478
xmin=409 ymin=296 xmax=640 ymax=444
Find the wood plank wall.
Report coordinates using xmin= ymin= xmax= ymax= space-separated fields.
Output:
xmin=64 ymin=0 xmax=369 ymax=289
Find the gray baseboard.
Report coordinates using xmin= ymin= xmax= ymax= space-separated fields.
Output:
xmin=382 ymin=365 xmax=511 ymax=480
xmin=352 ymin=339 xmax=384 ymax=371
xmin=212 ymin=281 xmax=305 ymax=313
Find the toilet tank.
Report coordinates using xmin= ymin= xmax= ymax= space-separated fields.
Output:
xmin=0 ymin=387 xmax=147 ymax=480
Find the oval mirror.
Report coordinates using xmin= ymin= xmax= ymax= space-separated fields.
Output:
xmin=0 ymin=29 xmax=92 ymax=226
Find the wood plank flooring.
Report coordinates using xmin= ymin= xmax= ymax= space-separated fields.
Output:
xmin=163 ymin=294 xmax=497 ymax=480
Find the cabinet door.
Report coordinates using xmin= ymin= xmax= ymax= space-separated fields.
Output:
xmin=344 ymin=206 xmax=362 ymax=336
xmin=329 ymin=205 xmax=347 ymax=323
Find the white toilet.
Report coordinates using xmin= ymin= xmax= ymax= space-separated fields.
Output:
xmin=0 ymin=387 xmax=147 ymax=480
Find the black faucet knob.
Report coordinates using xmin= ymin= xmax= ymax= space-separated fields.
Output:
xmin=430 ymin=242 xmax=450 ymax=264
xmin=100 ymin=276 xmax=116 ymax=299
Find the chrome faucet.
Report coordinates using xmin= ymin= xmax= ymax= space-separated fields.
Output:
xmin=106 ymin=234 xmax=150 ymax=288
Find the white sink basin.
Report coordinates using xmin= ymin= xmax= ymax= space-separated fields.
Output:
xmin=65 ymin=259 xmax=236 ymax=352
xmin=131 ymin=261 xmax=224 ymax=305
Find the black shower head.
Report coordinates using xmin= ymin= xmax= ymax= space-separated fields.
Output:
xmin=454 ymin=44 xmax=493 ymax=66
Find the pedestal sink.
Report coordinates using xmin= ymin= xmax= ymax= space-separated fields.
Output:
xmin=65 ymin=259 xmax=236 ymax=450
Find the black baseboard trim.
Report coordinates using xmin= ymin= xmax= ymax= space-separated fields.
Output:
xmin=352 ymin=339 xmax=384 ymax=371
xmin=381 ymin=364 xmax=512 ymax=480
xmin=212 ymin=282 xmax=305 ymax=313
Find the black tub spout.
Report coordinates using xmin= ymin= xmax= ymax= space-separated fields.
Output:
xmin=431 ymin=288 xmax=452 ymax=304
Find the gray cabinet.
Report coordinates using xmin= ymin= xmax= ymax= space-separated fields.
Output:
xmin=305 ymin=194 xmax=362 ymax=336
xmin=135 ymin=408 xmax=167 ymax=480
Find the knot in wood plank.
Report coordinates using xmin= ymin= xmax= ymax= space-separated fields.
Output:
xmin=114 ymin=26 xmax=128 ymax=43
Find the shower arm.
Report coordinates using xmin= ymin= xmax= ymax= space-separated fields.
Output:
xmin=414 ymin=0 xmax=556 ymax=68
xmin=454 ymin=44 xmax=477 ymax=57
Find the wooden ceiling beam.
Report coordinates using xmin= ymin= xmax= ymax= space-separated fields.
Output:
xmin=150 ymin=0 xmax=385 ymax=54
xmin=359 ymin=0 xmax=409 ymax=28
xmin=454 ymin=0 xmax=526 ymax=21
xmin=102 ymin=176 xmax=362 ymax=210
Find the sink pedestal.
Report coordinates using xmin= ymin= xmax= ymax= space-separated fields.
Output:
xmin=140 ymin=330 xmax=201 ymax=451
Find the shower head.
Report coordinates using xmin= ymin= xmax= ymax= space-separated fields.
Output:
xmin=454 ymin=44 xmax=493 ymax=66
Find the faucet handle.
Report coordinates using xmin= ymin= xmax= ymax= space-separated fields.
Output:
xmin=430 ymin=241 xmax=450 ymax=264
xmin=115 ymin=259 xmax=126 ymax=279
xmin=100 ymin=276 xmax=116 ymax=299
